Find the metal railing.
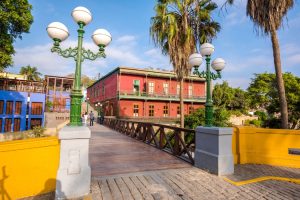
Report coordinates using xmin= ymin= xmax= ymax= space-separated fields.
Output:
xmin=119 ymin=90 xmax=205 ymax=100
xmin=104 ymin=117 xmax=195 ymax=164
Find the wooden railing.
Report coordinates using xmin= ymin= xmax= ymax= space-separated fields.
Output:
xmin=103 ymin=117 xmax=195 ymax=164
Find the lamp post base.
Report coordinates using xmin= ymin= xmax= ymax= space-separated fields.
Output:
xmin=55 ymin=126 xmax=91 ymax=199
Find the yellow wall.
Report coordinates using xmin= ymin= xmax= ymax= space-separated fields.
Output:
xmin=0 ymin=137 xmax=60 ymax=200
xmin=233 ymin=126 xmax=300 ymax=168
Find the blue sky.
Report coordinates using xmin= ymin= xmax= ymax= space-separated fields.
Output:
xmin=11 ymin=0 xmax=300 ymax=89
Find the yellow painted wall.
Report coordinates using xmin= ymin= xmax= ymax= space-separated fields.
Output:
xmin=232 ymin=126 xmax=300 ymax=168
xmin=0 ymin=137 xmax=60 ymax=200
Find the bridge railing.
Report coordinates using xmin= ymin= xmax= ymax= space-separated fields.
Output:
xmin=103 ymin=117 xmax=195 ymax=164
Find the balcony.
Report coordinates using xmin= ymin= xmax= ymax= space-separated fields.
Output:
xmin=118 ymin=90 xmax=206 ymax=102
xmin=0 ymin=78 xmax=45 ymax=93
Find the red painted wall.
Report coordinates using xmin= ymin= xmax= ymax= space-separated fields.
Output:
xmin=87 ymin=72 xmax=118 ymax=104
xmin=119 ymin=100 xmax=204 ymax=118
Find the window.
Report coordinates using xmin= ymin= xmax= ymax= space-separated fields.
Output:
xmin=163 ymin=105 xmax=169 ymax=117
xmin=163 ymin=83 xmax=169 ymax=95
xmin=177 ymin=106 xmax=180 ymax=117
xmin=15 ymin=101 xmax=22 ymax=115
xmin=149 ymin=105 xmax=154 ymax=117
xmin=189 ymin=106 xmax=194 ymax=114
xmin=177 ymin=84 xmax=180 ymax=95
xmin=30 ymin=118 xmax=42 ymax=129
xmin=4 ymin=118 xmax=12 ymax=132
xmin=133 ymin=80 xmax=140 ymax=95
xmin=0 ymin=100 xmax=3 ymax=114
xmin=14 ymin=118 xmax=21 ymax=132
xmin=133 ymin=105 xmax=139 ymax=117
xmin=148 ymin=82 xmax=154 ymax=94
xmin=6 ymin=101 xmax=13 ymax=114
xmin=31 ymin=102 xmax=43 ymax=115
xmin=0 ymin=118 xmax=2 ymax=132
xmin=188 ymin=85 xmax=193 ymax=97
xmin=102 ymin=83 xmax=105 ymax=95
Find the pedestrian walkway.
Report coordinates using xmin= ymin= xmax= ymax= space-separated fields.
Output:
xmin=89 ymin=124 xmax=191 ymax=177
xmin=89 ymin=124 xmax=300 ymax=200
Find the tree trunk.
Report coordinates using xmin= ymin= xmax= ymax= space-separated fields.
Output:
xmin=270 ymin=28 xmax=288 ymax=129
xmin=180 ymin=78 xmax=184 ymax=128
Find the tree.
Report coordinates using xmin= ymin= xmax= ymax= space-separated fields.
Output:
xmin=0 ymin=0 xmax=33 ymax=71
xmin=67 ymin=73 xmax=96 ymax=87
xmin=150 ymin=0 xmax=220 ymax=127
xmin=19 ymin=65 xmax=42 ymax=81
xmin=248 ymin=73 xmax=300 ymax=129
xmin=226 ymin=0 xmax=294 ymax=128
xmin=213 ymin=81 xmax=249 ymax=112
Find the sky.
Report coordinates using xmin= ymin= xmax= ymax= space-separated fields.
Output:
xmin=10 ymin=0 xmax=300 ymax=89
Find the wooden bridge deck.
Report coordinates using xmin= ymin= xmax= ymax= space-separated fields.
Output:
xmin=89 ymin=124 xmax=191 ymax=177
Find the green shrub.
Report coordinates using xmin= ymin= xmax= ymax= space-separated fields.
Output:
xmin=31 ymin=126 xmax=46 ymax=137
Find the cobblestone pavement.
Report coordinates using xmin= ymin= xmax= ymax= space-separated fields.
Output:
xmin=90 ymin=167 xmax=300 ymax=200
xmin=226 ymin=164 xmax=300 ymax=182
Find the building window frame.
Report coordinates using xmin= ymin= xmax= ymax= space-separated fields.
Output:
xmin=148 ymin=82 xmax=154 ymax=95
xmin=163 ymin=83 xmax=169 ymax=95
xmin=133 ymin=104 xmax=139 ymax=117
xmin=188 ymin=85 xmax=193 ymax=97
xmin=149 ymin=105 xmax=154 ymax=117
xmin=163 ymin=105 xmax=169 ymax=117
xmin=176 ymin=84 xmax=180 ymax=96
xmin=177 ymin=106 xmax=180 ymax=117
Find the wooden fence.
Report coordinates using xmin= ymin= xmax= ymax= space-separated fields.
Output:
xmin=104 ymin=117 xmax=195 ymax=164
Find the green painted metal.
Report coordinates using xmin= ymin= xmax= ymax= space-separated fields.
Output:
xmin=50 ymin=22 xmax=107 ymax=126
xmin=193 ymin=55 xmax=222 ymax=127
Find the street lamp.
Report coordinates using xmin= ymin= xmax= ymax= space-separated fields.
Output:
xmin=95 ymin=102 xmax=102 ymax=116
xmin=47 ymin=6 xmax=112 ymax=126
xmin=189 ymin=43 xmax=225 ymax=127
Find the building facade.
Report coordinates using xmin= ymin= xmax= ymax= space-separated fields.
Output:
xmin=87 ymin=67 xmax=206 ymax=122
xmin=45 ymin=75 xmax=74 ymax=112
xmin=0 ymin=78 xmax=45 ymax=132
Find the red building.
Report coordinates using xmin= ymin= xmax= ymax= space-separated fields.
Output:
xmin=87 ymin=67 xmax=206 ymax=122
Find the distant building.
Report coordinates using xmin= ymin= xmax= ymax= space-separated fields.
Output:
xmin=0 ymin=72 xmax=27 ymax=80
xmin=0 ymin=77 xmax=45 ymax=132
xmin=45 ymin=75 xmax=74 ymax=112
xmin=87 ymin=67 xmax=206 ymax=122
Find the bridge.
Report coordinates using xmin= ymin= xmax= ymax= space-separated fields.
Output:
xmin=85 ymin=120 xmax=300 ymax=200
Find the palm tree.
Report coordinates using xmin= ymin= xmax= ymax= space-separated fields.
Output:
xmin=226 ymin=0 xmax=294 ymax=129
xmin=150 ymin=0 xmax=220 ymax=128
xmin=19 ymin=65 xmax=42 ymax=81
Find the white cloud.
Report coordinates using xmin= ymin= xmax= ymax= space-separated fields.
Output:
xmin=116 ymin=35 xmax=136 ymax=43
xmin=11 ymin=35 xmax=171 ymax=78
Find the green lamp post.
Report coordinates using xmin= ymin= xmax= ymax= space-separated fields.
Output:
xmin=188 ymin=43 xmax=226 ymax=127
xmin=46 ymin=6 xmax=112 ymax=126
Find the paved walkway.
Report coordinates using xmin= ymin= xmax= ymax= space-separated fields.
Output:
xmin=89 ymin=124 xmax=191 ymax=177
xmin=89 ymin=124 xmax=300 ymax=200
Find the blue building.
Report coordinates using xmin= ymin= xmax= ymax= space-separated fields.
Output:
xmin=0 ymin=78 xmax=46 ymax=133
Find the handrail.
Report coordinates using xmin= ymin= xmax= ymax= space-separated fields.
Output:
xmin=103 ymin=117 xmax=195 ymax=164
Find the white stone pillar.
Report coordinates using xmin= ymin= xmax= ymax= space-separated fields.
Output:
xmin=194 ymin=127 xmax=234 ymax=176
xmin=55 ymin=126 xmax=91 ymax=199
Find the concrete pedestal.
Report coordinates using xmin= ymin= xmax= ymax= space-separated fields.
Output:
xmin=194 ymin=127 xmax=234 ymax=176
xmin=55 ymin=126 xmax=91 ymax=199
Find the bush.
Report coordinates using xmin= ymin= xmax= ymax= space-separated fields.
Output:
xmin=31 ymin=126 xmax=45 ymax=137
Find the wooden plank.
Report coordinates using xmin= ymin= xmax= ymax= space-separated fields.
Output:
xmin=107 ymin=178 xmax=123 ymax=200
xmin=146 ymin=173 xmax=182 ymax=200
xmin=115 ymin=177 xmax=134 ymax=200
xmin=122 ymin=176 xmax=144 ymax=200
xmin=99 ymin=179 xmax=113 ymax=200
xmin=130 ymin=176 xmax=154 ymax=200
xmin=157 ymin=172 xmax=191 ymax=200
xmin=91 ymin=180 xmax=102 ymax=200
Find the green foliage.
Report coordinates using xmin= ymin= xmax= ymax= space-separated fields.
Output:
xmin=46 ymin=101 xmax=53 ymax=112
xmin=184 ymin=108 xmax=205 ymax=129
xmin=213 ymin=108 xmax=231 ymax=127
xmin=31 ymin=126 xmax=45 ymax=137
xmin=19 ymin=65 xmax=42 ymax=81
xmin=213 ymin=81 xmax=249 ymax=112
xmin=0 ymin=0 xmax=33 ymax=70
xmin=248 ymin=73 xmax=300 ymax=129
xmin=184 ymin=108 xmax=230 ymax=129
